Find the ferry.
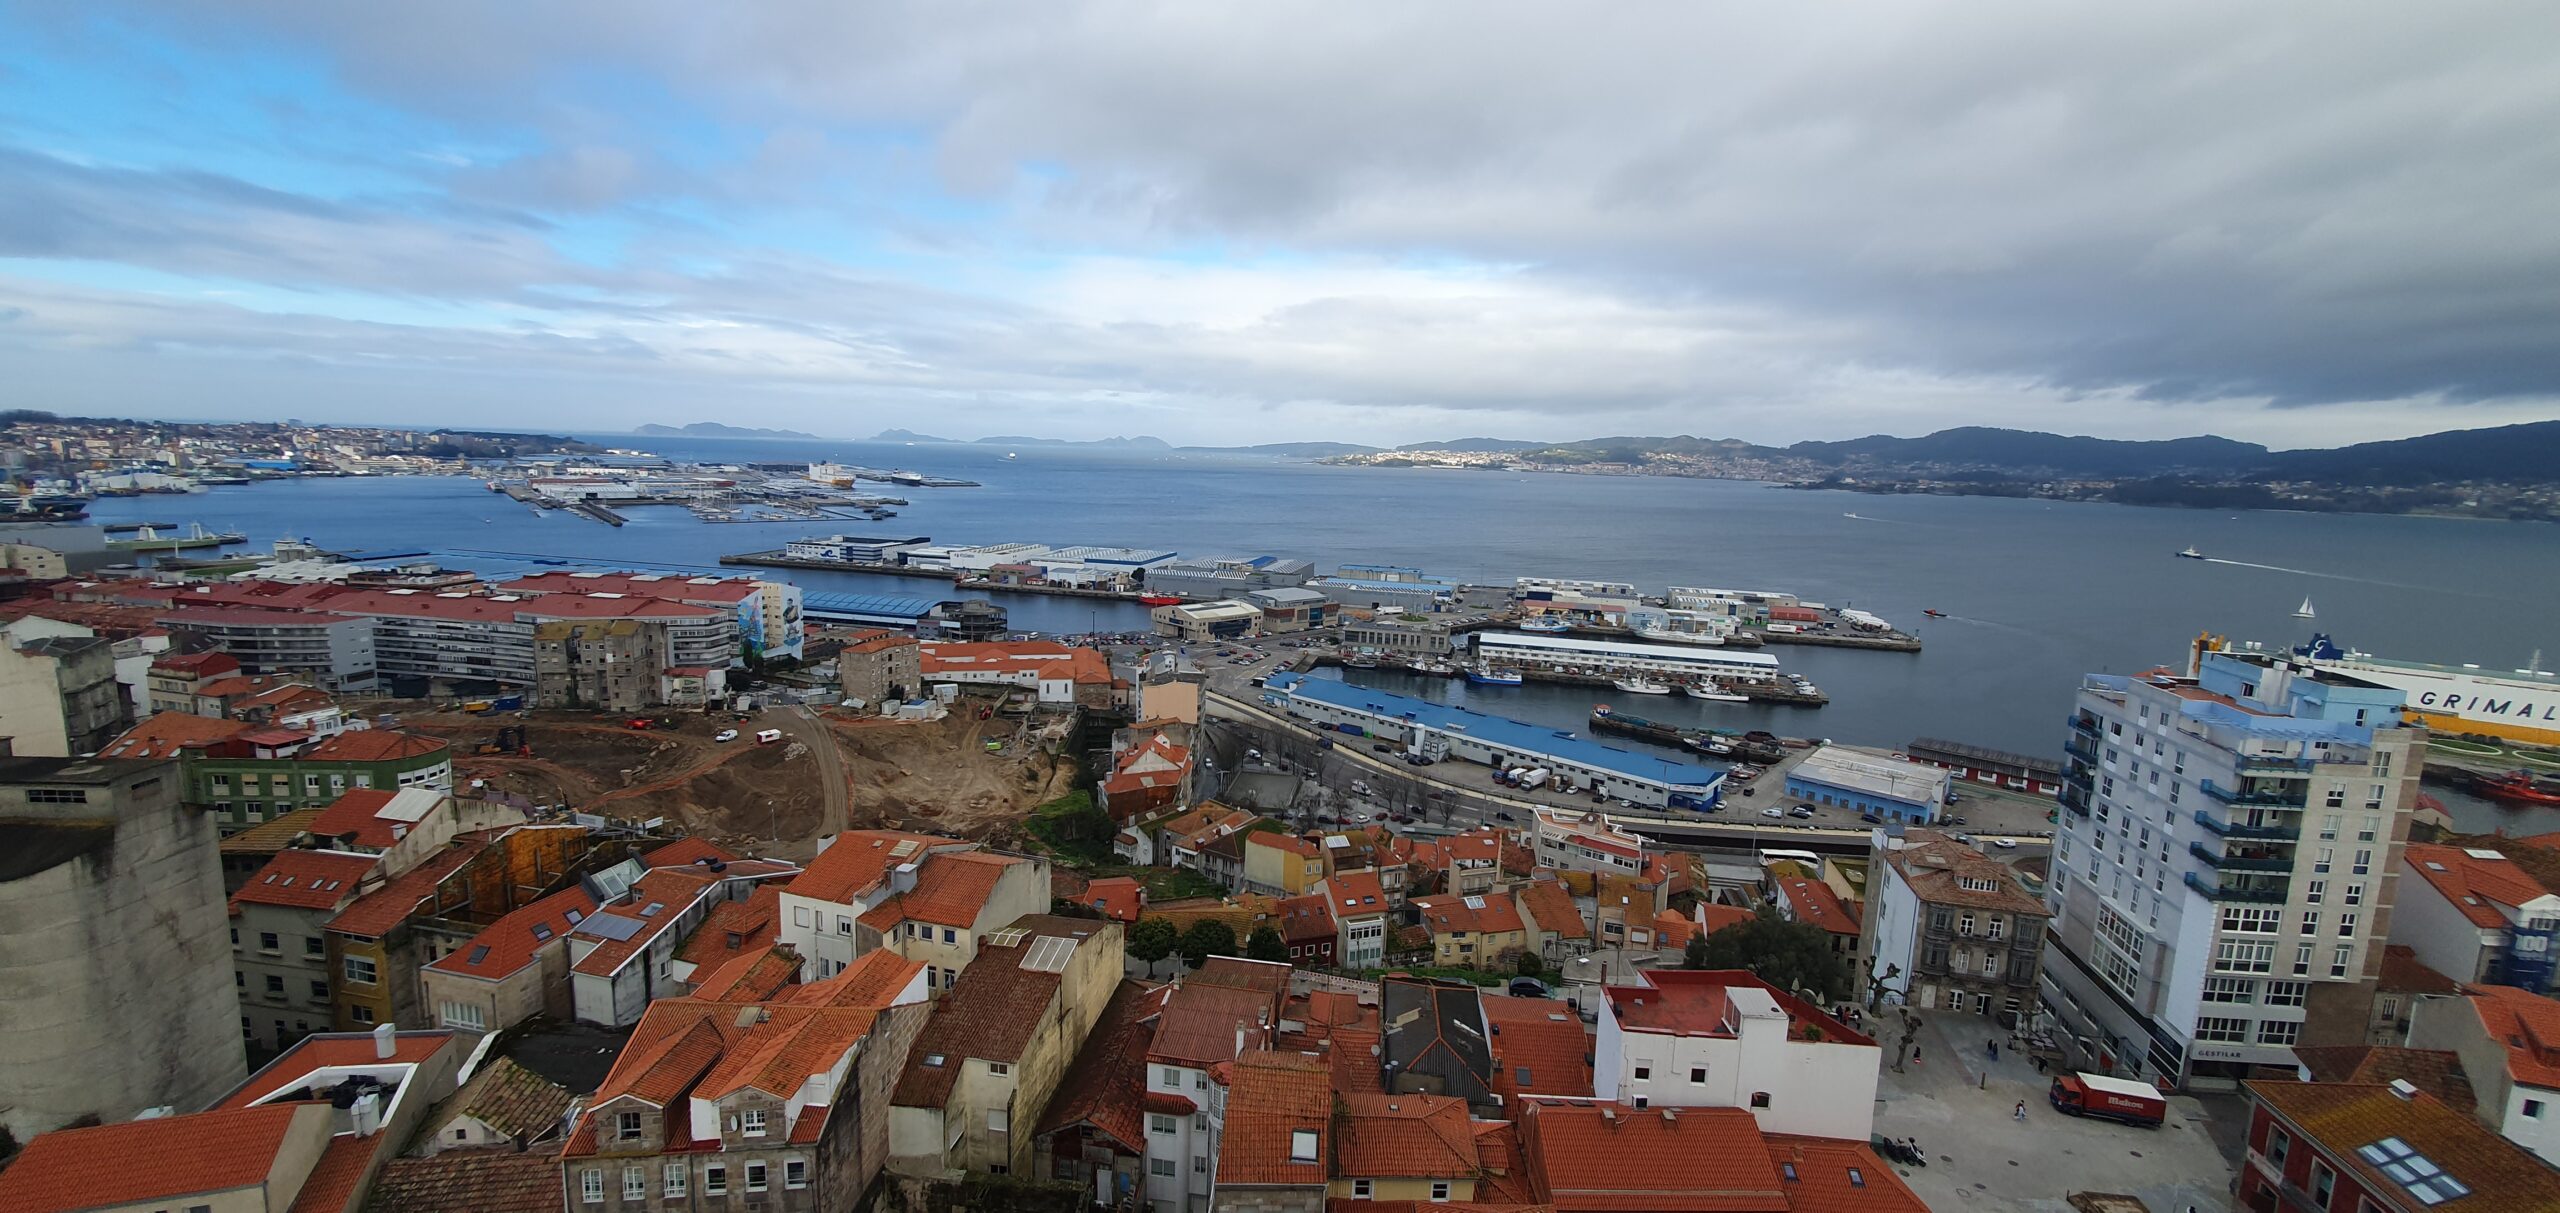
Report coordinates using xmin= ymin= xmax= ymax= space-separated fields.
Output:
xmin=1466 ymin=667 xmax=1525 ymax=686
xmin=2177 ymin=546 xmax=2206 ymax=559
xmin=2294 ymin=634 xmax=2560 ymax=747
xmin=1518 ymin=616 xmax=1573 ymax=634
xmin=1685 ymin=680 xmax=1746 ymax=702
xmin=1613 ymin=677 xmax=1673 ymax=695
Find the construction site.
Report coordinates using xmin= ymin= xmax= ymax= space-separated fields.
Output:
xmin=391 ymin=693 xmax=1079 ymax=858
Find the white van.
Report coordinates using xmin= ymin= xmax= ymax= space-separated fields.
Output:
xmin=755 ymin=728 xmax=784 ymax=744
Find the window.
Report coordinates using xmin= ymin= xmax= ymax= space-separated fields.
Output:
xmin=1291 ymin=1130 xmax=1319 ymax=1161
xmin=786 ymin=1158 xmax=808 ymax=1188
xmin=2257 ymin=1020 xmax=2301 ymax=1046
xmin=309 ymin=980 xmax=329 ymax=1001
xmin=304 ymin=936 xmax=324 ymax=957
xmin=1987 ymin=917 xmax=2005 ymax=941
xmin=624 ymin=1167 xmax=647 ymax=1200
xmin=741 ymin=1108 xmax=766 ymax=1137
xmin=2315 ymin=847 xmax=2334 ymax=875
xmin=1690 ymin=1067 xmax=1707 ymax=1083
xmin=581 ymin=1169 xmax=604 ymax=1204
xmin=1982 ymin=952 xmax=2002 ymax=979
xmin=1150 ymin=1114 xmax=1177 ymax=1136
xmin=664 ymin=1164 xmax=687 ymax=1197
xmin=1432 ymin=1183 xmax=1452 ymax=1202
xmin=2527 ymin=1100 xmax=2547 ymax=1120
xmin=2339 ymin=912 xmax=2358 ymax=939
xmin=2353 ymin=849 xmax=2372 ymax=875
xmin=2346 ymin=883 xmax=2365 ymax=907
xmin=1959 ymin=913 xmax=1976 ymax=937
xmin=259 ymin=931 xmax=280 ymax=953
xmin=2268 ymin=1126 xmax=2291 ymax=1166
xmin=2319 ymin=814 xmax=2339 ymax=840
xmin=342 ymin=956 xmax=377 ymax=985
xmin=943 ymin=927 xmax=957 ymax=944
xmin=23 ymin=787 xmax=86 ymax=804
xmin=1354 ymin=1180 xmax=1374 ymax=1198
xmin=836 ymin=915 xmax=853 ymax=936
xmin=2212 ymin=940 xmax=2274 ymax=974
xmin=745 ymin=1162 xmax=767 ymax=1193
xmin=2300 ymin=911 xmax=2320 ymax=935
xmin=2221 ymin=906 xmax=2279 ymax=934
xmin=2307 ymin=879 xmax=2327 ymax=904
xmin=1633 ymin=1066 xmax=1650 ymax=1081
xmin=704 ymin=1166 xmax=727 ymax=1197
xmin=263 ymin=974 xmax=285 ymax=995
xmin=351 ymin=1005 xmax=375 ymax=1025
xmin=1951 ymin=951 xmax=1970 ymax=974
xmin=2334 ymin=945 xmax=2353 ymax=979
xmin=2295 ymin=943 xmax=2314 ymax=976
xmin=1750 ymin=1091 xmax=1772 ymax=1109
xmin=1150 ymin=1159 xmax=1177 ymax=1178
xmin=2264 ymin=981 xmax=2308 ymax=1008
xmin=989 ymin=1061 xmax=1011 ymax=1076
xmin=989 ymin=1109 xmax=1009 ymax=1132
xmin=2194 ymin=1017 xmax=2248 ymax=1043
xmin=2311 ymin=1161 xmax=2335 ymax=1205
xmin=793 ymin=906 xmax=811 ymax=927
xmin=617 ymin=1111 xmax=643 ymax=1141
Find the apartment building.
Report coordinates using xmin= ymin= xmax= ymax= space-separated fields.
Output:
xmin=0 ymin=627 xmax=128 ymax=756
xmin=1322 ymin=870 xmax=1392 ymax=970
xmin=101 ymin=711 xmax=454 ymax=830
xmin=233 ymin=848 xmax=382 ymax=1050
xmin=568 ymin=848 xmax=803 ymax=1028
xmin=838 ymin=630 xmax=922 ymax=705
xmin=2408 ymin=983 xmax=2560 ymax=1162
xmin=2044 ymin=645 xmax=2424 ymax=1088
xmin=1143 ymin=959 xmax=1288 ymax=1213
xmin=499 ymin=571 xmax=804 ymax=664
xmin=0 ymin=755 xmax=246 ymax=1139
xmin=1861 ymin=829 xmax=2051 ymax=1023
xmin=1531 ymin=807 xmax=1649 ymax=877
xmin=559 ymin=951 xmax=934 ymax=1213
xmin=158 ymin=607 xmax=379 ymax=691
xmin=1593 ymin=968 xmax=1881 ymax=1141
xmin=419 ymin=885 xmax=601 ymax=1035
xmin=886 ymin=916 xmax=1126 ymax=1177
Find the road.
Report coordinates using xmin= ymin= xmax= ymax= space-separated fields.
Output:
xmin=777 ymin=704 xmax=851 ymax=840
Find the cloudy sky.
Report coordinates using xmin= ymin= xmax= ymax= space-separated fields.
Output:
xmin=3 ymin=3 xmax=2557 ymax=447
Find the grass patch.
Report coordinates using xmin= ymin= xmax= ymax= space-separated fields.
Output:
xmin=2432 ymin=737 xmax=2506 ymax=756
xmin=1023 ymin=791 xmax=1116 ymax=867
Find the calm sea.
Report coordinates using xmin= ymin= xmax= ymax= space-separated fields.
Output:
xmin=82 ymin=435 xmax=2558 ymax=831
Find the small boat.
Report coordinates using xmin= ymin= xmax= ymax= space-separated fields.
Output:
xmin=2477 ymin=771 xmax=2560 ymax=807
xmin=2293 ymin=597 xmax=2317 ymax=620
xmin=1518 ymin=617 xmax=1572 ymax=634
xmin=1685 ymin=681 xmax=1746 ymax=702
xmin=1613 ymin=677 xmax=1672 ymax=695
xmin=1923 ymin=609 xmax=1947 ymax=619
xmin=1467 ymin=667 xmax=1525 ymax=686
xmin=1138 ymin=595 xmax=1185 ymax=607
xmin=1005 ymin=452 xmax=1019 ymax=460
xmin=2178 ymin=546 xmax=2206 ymax=559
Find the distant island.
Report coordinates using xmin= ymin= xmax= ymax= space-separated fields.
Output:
xmin=635 ymin=422 xmax=819 ymax=440
xmin=1321 ymin=422 xmax=2560 ymax=521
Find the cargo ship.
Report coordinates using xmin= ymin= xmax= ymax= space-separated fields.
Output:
xmin=2294 ymin=634 xmax=2560 ymax=747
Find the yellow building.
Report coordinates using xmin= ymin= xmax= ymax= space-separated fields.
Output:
xmin=1242 ymin=831 xmax=1327 ymax=897
xmin=1327 ymin=1093 xmax=1482 ymax=1203
xmin=1411 ymin=894 xmax=1528 ymax=969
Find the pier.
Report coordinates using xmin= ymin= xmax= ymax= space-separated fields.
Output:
xmin=719 ymin=550 xmax=1150 ymax=602
xmin=1756 ymin=627 xmax=1922 ymax=652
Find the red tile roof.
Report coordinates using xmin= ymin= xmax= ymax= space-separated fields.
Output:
xmin=1763 ymin=1135 xmax=1929 ymax=1213
xmin=286 ymin=1133 xmax=375 ymax=1213
xmin=570 ymin=867 xmax=725 ymax=977
xmin=675 ymin=884 xmax=781 ymax=970
xmin=2293 ymin=1046 xmax=2477 ymax=1110
xmin=1250 ymin=832 xmax=1324 ymax=860
xmin=1513 ymin=880 xmax=1587 ymax=941
xmin=327 ymin=833 xmax=498 ymax=938
xmin=1325 ymin=870 xmax=1391 ymax=920
xmin=0 ymin=1103 xmax=315 ymax=1213
xmin=2466 ymin=983 xmax=2560 ymax=1090
xmin=308 ymin=788 xmax=426 ymax=849
xmin=1037 ymin=981 xmax=1171 ymax=1151
xmin=301 ymin=730 xmax=450 ymax=764
xmin=780 ymin=947 xmax=924 ymax=1007
xmin=1520 ymin=1100 xmax=1787 ymax=1212
xmin=1414 ymin=893 xmax=1525 ymax=938
xmin=1472 ymin=1119 xmax=1538 ymax=1205
xmin=150 ymin=651 xmax=241 ymax=676
xmin=2247 ymin=1080 xmax=2560 ymax=1212
xmin=1082 ymin=875 xmax=1145 ymax=922
xmin=363 ymin=1147 xmax=561 ymax=1213
xmin=2378 ymin=944 xmax=2462 ymax=997
xmin=1652 ymin=908 xmax=1699 ymax=950
xmin=857 ymin=851 xmax=1022 ymax=930
xmin=1275 ymin=893 xmax=1338 ymax=945
xmin=1774 ymin=877 xmax=1859 ymax=937
xmin=216 ymin=1031 xmax=458 ymax=1110
xmin=2406 ymin=842 xmax=2556 ymax=928
xmin=1697 ymin=902 xmax=1756 ymax=936
xmin=1604 ymin=970 xmax=1872 ymax=1047
xmin=231 ymin=848 xmax=380 ymax=912
xmin=1330 ymin=1027 xmax=1387 ymax=1094
xmin=1216 ymin=1053 xmax=1333 ymax=1186
xmin=98 ymin=709 xmax=251 ymax=759
xmin=920 ymin=640 xmax=1112 ymax=685
xmin=692 ymin=946 xmax=803 ymax=1002
xmin=426 ymin=886 xmax=598 ymax=981
xmin=786 ymin=829 xmax=953 ymax=904
xmin=644 ymin=837 xmax=740 ymax=869
xmin=1481 ymin=995 xmax=1593 ymax=1099
xmin=498 ymin=571 xmax=762 ymax=604
xmin=1335 ymin=1092 xmax=1479 ymax=1179
xmin=1150 ymin=981 xmax=1278 ymax=1067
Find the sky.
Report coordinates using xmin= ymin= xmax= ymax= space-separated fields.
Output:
xmin=2 ymin=3 xmax=2558 ymax=449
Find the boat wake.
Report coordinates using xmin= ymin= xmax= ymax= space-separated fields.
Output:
xmin=2198 ymin=556 xmax=2500 ymax=598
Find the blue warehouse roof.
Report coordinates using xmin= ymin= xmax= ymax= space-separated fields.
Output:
xmin=801 ymin=591 xmax=937 ymax=621
xmin=1265 ymin=671 xmax=1723 ymax=788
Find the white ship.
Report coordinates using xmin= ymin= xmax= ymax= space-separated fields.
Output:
xmin=1685 ymin=680 xmax=1746 ymax=701
xmin=1636 ymin=624 xmax=1726 ymax=647
xmin=2295 ymin=635 xmax=2560 ymax=747
xmin=1612 ymin=677 xmax=1672 ymax=695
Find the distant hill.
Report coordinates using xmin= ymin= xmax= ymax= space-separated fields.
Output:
xmin=869 ymin=428 xmax=957 ymax=443
xmin=1395 ymin=436 xmax=1555 ymax=453
xmin=2262 ymin=420 xmax=2560 ymax=485
xmin=1184 ymin=441 xmax=1382 ymax=457
xmin=1784 ymin=427 xmax=2268 ymax=476
xmin=635 ymin=422 xmax=819 ymax=440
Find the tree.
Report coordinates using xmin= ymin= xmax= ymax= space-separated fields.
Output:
xmin=1179 ymin=920 xmax=1238 ymax=970
xmin=1682 ymin=933 xmax=1710 ymax=970
xmin=1696 ymin=906 xmax=1852 ymax=1003
xmin=1128 ymin=918 xmax=1178 ymax=978
xmin=1516 ymin=950 xmax=1544 ymax=978
xmin=1245 ymin=925 xmax=1289 ymax=964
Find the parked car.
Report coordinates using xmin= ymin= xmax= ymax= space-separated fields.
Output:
xmin=714 ymin=729 xmax=739 ymax=743
xmin=1789 ymin=806 xmax=1817 ymax=819
xmin=1859 ymin=811 xmax=1884 ymax=825
xmin=1508 ymin=977 xmax=1549 ymax=998
xmin=1494 ymin=811 xmax=1514 ymax=822
xmin=1761 ymin=807 xmax=1785 ymax=819
xmin=1944 ymin=815 xmax=1969 ymax=826
xmin=1992 ymin=838 xmax=2020 ymax=850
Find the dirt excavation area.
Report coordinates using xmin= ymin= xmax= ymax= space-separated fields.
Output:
xmin=395 ymin=697 xmax=1076 ymax=856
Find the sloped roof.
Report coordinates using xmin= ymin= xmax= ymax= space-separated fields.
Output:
xmin=284 ymin=1133 xmax=373 ymax=1213
xmin=2247 ymin=1080 xmax=2560 ymax=1212
xmin=1513 ymin=880 xmax=1587 ymax=941
xmin=786 ymin=829 xmax=953 ymax=904
xmin=1520 ymin=1100 xmax=1787 ymax=1213
xmin=231 ymin=848 xmax=379 ymax=912
xmin=2293 ymin=1046 xmax=2476 ymax=1111
xmin=1151 ymin=982 xmax=1276 ymax=1067
xmin=1335 ymin=1092 xmax=1479 ymax=1179
xmin=1275 ymin=893 xmax=1338 ymax=944
xmin=2466 ymin=983 xmax=2560 ymax=1090
xmin=1326 ymin=870 xmax=1391 ymax=921
xmin=363 ymin=1148 xmax=561 ymax=1213
xmin=97 ymin=709 xmax=250 ymax=759
xmin=328 ymin=833 xmax=497 ymax=937
xmin=447 ymin=1056 xmax=578 ymax=1143
xmin=691 ymin=946 xmax=803 ymax=1002
xmin=2405 ymin=843 xmax=2556 ymax=928
xmin=1382 ymin=978 xmax=1497 ymax=1108
xmin=675 ymin=884 xmax=783 ymax=970
xmin=1774 ymin=877 xmax=1859 ymax=937
xmin=1035 ymin=981 xmax=1171 ymax=1152
xmin=302 ymin=729 xmax=450 ymax=764
xmin=425 ymin=884 xmax=597 ymax=984
xmin=1762 ymin=1135 xmax=1929 ymax=1213
xmin=858 ymin=851 xmax=1023 ymax=930
xmin=1414 ymin=893 xmax=1525 ymax=937
xmin=2377 ymin=945 xmax=2462 ymax=997
xmin=1884 ymin=831 xmax=2051 ymax=917
xmin=1481 ymin=994 xmax=1593 ymax=1100
xmin=1605 ymin=970 xmax=1872 ymax=1047
xmin=0 ymin=1104 xmax=312 ymax=1213
xmin=1081 ymin=875 xmax=1144 ymax=922
xmin=308 ymin=787 xmax=442 ymax=849
xmin=1215 ymin=1052 xmax=1333 ymax=1187
xmin=891 ymin=921 xmax=1107 ymax=1107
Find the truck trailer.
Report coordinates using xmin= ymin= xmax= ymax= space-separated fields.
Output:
xmin=2048 ymin=1073 xmax=2166 ymax=1127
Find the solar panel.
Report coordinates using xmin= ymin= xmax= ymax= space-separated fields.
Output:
xmin=578 ymin=915 xmax=644 ymax=942
xmin=987 ymin=926 xmax=1030 ymax=949
xmin=1022 ymin=935 xmax=1080 ymax=973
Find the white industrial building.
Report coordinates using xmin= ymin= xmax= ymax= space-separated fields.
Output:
xmin=1473 ymin=630 xmax=1783 ymax=681
xmin=1593 ymin=968 xmax=1881 ymax=1140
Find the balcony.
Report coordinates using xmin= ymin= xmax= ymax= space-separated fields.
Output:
xmin=2236 ymin=755 xmax=2318 ymax=778
xmin=2189 ymin=842 xmax=2295 ymax=873
xmin=2202 ymin=780 xmax=2307 ymax=808
xmin=2184 ymin=871 xmax=2290 ymax=904
xmin=2059 ymin=784 xmax=2091 ymax=817
xmin=2067 ymin=713 xmax=2100 ymax=737
xmin=2063 ymin=737 xmax=2101 ymax=766
xmin=2193 ymin=810 xmax=2299 ymax=841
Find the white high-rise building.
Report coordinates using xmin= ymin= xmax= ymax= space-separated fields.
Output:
xmin=2041 ymin=642 xmax=2425 ymax=1089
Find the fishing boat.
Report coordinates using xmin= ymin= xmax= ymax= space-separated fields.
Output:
xmin=2293 ymin=597 xmax=2317 ymax=620
xmin=1413 ymin=659 xmax=1457 ymax=676
xmin=1517 ymin=616 xmax=1572 ymax=634
xmin=2177 ymin=546 xmax=2206 ymax=559
xmin=1685 ymin=680 xmax=1746 ymax=702
xmin=2476 ymin=770 xmax=2560 ymax=807
xmin=1612 ymin=676 xmax=1672 ymax=695
xmin=1466 ymin=666 xmax=1524 ymax=686
xmin=1633 ymin=624 xmax=1725 ymax=646
xmin=1138 ymin=595 xmax=1185 ymax=607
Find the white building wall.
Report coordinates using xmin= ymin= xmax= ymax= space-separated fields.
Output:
xmin=2391 ymin=871 xmax=2501 ymax=985
xmin=1596 ymin=1011 xmax=1878 ymax=1140
xmin=2500 ymin=1084 xmax=2560 ymax=1163
xmin=1867 ymin=865 xmax=1920 ymax=1001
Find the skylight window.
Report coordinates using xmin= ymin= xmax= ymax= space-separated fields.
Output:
xmin=640 ymin=901 xmax=665 ymax=918
xmin=467 ymin=945 xmax=491 ymax=965
xmin=2358 ymin=1137 xmax=2471 ymax=1205
xmin=532 ymin=924 xmax=554 ymax=941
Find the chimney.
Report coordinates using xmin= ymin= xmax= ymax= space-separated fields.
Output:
xmin=372 ymin=1022 xmax=397 ymax=1059
xmin=2390 ymin=1079 xmax=2420 ymax=1101
xmin=349 ymin=1090 xmax=383 ymax=1137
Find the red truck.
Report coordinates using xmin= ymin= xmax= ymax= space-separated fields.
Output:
xmin=2048 ymin=1072 xmax=2167 ymax=1127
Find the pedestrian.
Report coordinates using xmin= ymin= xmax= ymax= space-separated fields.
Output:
xmin=2014 ymin=1100 xmax=2027 ymax=1121
xmin=1912 ymin=1044 xmax=1922 ymax=1065
xmin=1988 ymin=1039 xmax=1999 ymax=1061
xmin=2034 ymin=1055 xmax=2047 ymax=1075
